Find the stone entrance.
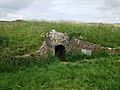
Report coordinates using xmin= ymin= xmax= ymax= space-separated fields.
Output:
xmin=55 ymin=45 xmax=66 ymax=61
xmin=35 ymin=30 xmax=120 ymax=59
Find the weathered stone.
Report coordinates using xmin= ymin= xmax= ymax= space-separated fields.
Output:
xmin=35 ymin=30 xmax=120 ymax=59
xmin=35 ymin=30 xmax=69 ymax=59
xmin=16 ymin=30 xmax=120 ymax=59
xmin=81 ymin=49 xmax=92 ymax=56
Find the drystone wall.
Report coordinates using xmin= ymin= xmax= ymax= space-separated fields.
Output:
xmin=18 ymin=29 xmax=120 ymax=59
xmin=35 ymin=30 xmax=120 ymax=57
xmin=35 ymin=30 xmax=69 ymax=57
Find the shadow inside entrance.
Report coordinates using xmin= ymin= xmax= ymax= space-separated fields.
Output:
xmin=55 ymin=45 xmax=66 ymax=61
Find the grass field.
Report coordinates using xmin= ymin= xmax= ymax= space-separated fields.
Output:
xmin=0 ymin=21 xmax=120 ymax=90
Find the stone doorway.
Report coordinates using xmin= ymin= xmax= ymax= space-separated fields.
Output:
xmin=55 ymin=45 xmax=66 ymax=61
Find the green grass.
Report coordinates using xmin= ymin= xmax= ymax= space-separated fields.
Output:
xmin=0 ymin=21 xmax=120 ymax=90
xmin=0 ymin=56 xmax=120 ymax=90
xmin=0 ymin=21 xmax=120 ymax=57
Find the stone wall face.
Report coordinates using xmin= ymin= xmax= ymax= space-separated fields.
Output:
xmin=67 ymin=39 xmax=104 ymax=53
xmin=35 ymin=30 xmax=120 ymax=57
xmin=36 ymin=41 xmax=50 ymax=57
xmin=68 ymin=38 xmax=120 ymax=55
xmin=35 ymin=30 xmax=70 ymax=57
xmin=46 ymin=30 xmax=69 ymax=46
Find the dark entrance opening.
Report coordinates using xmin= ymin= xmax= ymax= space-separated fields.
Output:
xmin=55 ymin=45 xmax=66 ymax=61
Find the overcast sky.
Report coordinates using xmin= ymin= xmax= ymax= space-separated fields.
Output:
xmin=0 ymin=0 xmax=120 ymax=23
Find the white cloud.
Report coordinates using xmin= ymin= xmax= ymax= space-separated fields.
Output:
xmin=0 ymin=0 xmax=120 ymax=23
xmin=0 ymin=0 xmax=33 ymax=18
